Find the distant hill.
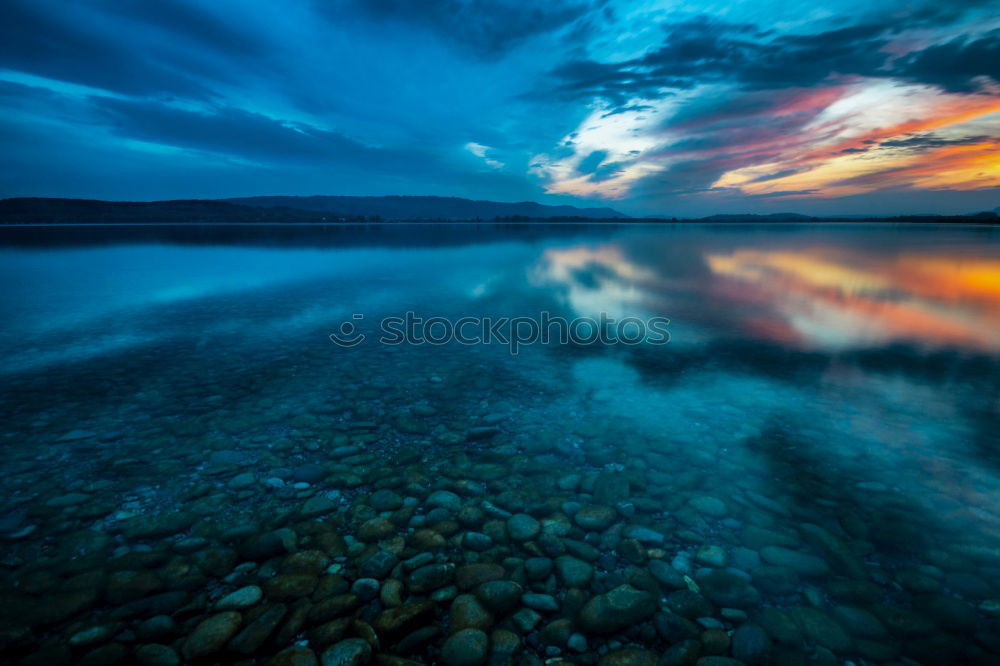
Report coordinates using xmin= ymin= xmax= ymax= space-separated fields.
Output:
xmin=0 ymin=195 xmax=627 ymax=223
xmin=224 ymin=195 xmax=627 ymax=220
xmin=1 ymin=197 xmax=996 ymax=225
xmin=0 ymin=198 xmax=334 ymax=224
xmin=701 ymin=212 xmax=814 ymax=221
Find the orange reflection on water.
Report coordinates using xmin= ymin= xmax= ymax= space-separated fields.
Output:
xmin=706 ymin=248 xmax=1000 ymax=350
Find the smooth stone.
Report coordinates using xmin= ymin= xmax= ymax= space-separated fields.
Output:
xmin=269 ymin=646 xmax=319 ymax=666
xmin=394 ymin=625 xmax=440 ymax=653
xmin=731 ymin=623 xmax=771 ymax=665
xmin=228 ymin=472 xmax=256 ymax=489
xmin=463 ymin=532 xmax=493 ymax=551
xmin=701 ymin=628 xmax=730 ymax=655
xmin=68 ymin=624 xmax=117 ymax=647
xmin=229 ymin=604 xmax=287 ymax=654
xmin=490 ymin=628 xmax=520 ymax=655
xmin=756 ymin=608 xmax=802 ymax=645
xmin=350 ymin=578 xmax=380 ymax=602
xmin=575 ymin=505 xmax=617 ymax=531
xmin=441 ymin=628 xmax=489 ymax=666
xmin=871 ymin=604 xmax=936 ymax=636
xmin=308 ymin=594 xmax=362 ymax=624
xmin=622 ymin=525 xmax=665 ymax=545
xmin=567 ymin=633 xmax=588 ymax=652
xmin=320 ymin=638 xmax=371 ymax=666
xmin=215 ymin=586 xmax=262 ymax=610
xmin=475 ymin=580 xmax=522 ymax=615
xmin=301 ymin=496 xmax=337 ymax=517
xmin=558 ymin=474 xmax=582 ymax=490
xmin=617 ymin=538 xmax=647 ymax=564
xmin=134 ymin=644 xmax=180 ymax=666
xmin=118 ymin=512 xmax=196 ymax=540
xmin=541 ymin=618 xmax=574 ymax=647
xmin=831 ymin=606 xmax=887 ymax=638
xmin=522 ymin=593 xmax=559 ymax=612
xmin=456 ymin=563 xmax=505 ymax=590
xmin=689 ymin=497 xmax=728 ymax=517
xmin=182 ymin=612 xmax=242 ymax=659
xmin=648 ymin=559 xmax=686 ymax=589
xmin=426 ymin=490 xmax=462 ymax=512
xmin=798 ymin=523 xmax=868 ymax=580
xmin=917 ymin=594 xmax=976 ymax=631
xmin=136 ymin=616 xmax=176 ymax=641
xmin=292 ymin=464 xmax=326 ymax=483
xmin=511 ymin=607 xmax=542 ymax=632
xmin=788 ymin=607 xmax=852 ymax=652
xmin=667 ymin=590 xmax=713 ymax=621
xmin=450 ymin=594 xmax=494 ymax=632
xmin=403 ymin=552 xmax=434 ymax=571
xmin=46 ymin=492 xmax=91 ymax=507
xmin=579 ymin=585 xmax=657 ymax=634
xmin=598 ymin=647 xmax=658 ymax=666
xmin=695 ymin=545 xmax=727 ymax=567
xmin=360 ymin=551 xmax=398 ymax=579
xmin=373 ymin=601 xmax=436 ymax=639
xmin=410 ymin=529 xmax=446 ymax=550
xmin=409 ymin=563 xmax=454 ymax=594
xmin=525 ymin=557 xmax=553 ymax=581
xmin=554 ymin=556 xmax=593 ymax=588
xmin=698 ymin=570 xmax=761 ymax=608
xmin=658 ymin=639 xmax=701 ymax=666
xmin=759 ymin=546 xmax=830 ymax=577
xmin=380 ymin=579 xmax=404 ymax=607
xmin=507 ymin=514 xmax=540 ymax=541
xmin=370 ymin=489 xmax=403 ymax=512
xmin=357 ymin=517 xmax=395 ymax=542
xmin=329 ymin=445 xmax=361 ymax=459
xmin=751 ymin=566 xmax=800 ymax=596
xmin=264 ymin=573 xmax=318 ymax=600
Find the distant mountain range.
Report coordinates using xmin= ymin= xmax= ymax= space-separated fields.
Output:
xmin=0 ymin=196 xmax=996 ymax=224
xmin=225 ymin=195 xmax=626 ymax=220
xmin=0 ymin=195 xmax=625 ymax=224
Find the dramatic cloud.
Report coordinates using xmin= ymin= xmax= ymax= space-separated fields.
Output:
xmin=331 ymin=0 xmax=589 ymax=59
xmin=0 ymin=0 xmax=998 ymax=215
xmin=544 ymin=19 xmax=893 ymax=103
xmin=894 ymin=29 xmax=1000 ymax=93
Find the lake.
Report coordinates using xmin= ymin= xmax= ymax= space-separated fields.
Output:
xmin=1 ymin=223 xmax=998 ymax=665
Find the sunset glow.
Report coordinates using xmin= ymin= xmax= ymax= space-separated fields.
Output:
xmin=2 ymin=1 xmax=997 ymax=216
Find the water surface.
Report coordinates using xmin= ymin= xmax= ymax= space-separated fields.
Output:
xmin=1 ymin=224 xmax=998 ymax=665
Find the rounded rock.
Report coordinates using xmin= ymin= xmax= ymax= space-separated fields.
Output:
xmin=182 ymin=612 xmax=242 ymax=660
xmin=320 ymin=637 xmax=371 ymax=666
xmin=507 ymin=514 xmax=540 ymax=542
xmin=441 ymin=628 xmax=489 ymax=666
xmin=215 ymin=586 xmax=263 ymax=610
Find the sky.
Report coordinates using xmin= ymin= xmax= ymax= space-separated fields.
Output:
xmin=1 ymin=0 xmax=999 ymax=217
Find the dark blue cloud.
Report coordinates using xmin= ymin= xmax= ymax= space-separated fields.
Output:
xmin=0 ymin=0 xmax=270 ymax=99
xmin=327 ymin=0 xmax=590 ymax=59
xmin=894 ymin=30 xmax=1000 ymax=93
xmin=541 ymin=18 xmax=894 ymax=104
xmin=95 ymin=98 xmax=392 ymax=166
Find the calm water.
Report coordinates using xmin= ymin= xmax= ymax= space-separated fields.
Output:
xmin=1 ymin=224 xmax=998 ymax=666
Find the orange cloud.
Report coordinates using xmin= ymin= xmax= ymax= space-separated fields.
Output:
xmin=715 ymin=86 xmax=1000 ymax=197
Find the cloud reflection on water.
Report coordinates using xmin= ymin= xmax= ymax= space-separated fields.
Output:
xmin=536 ymin=230 xmax=1000 ymax=351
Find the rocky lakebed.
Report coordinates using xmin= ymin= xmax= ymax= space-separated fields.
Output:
xmin=1 ymin=228 xmax=999 ymax=666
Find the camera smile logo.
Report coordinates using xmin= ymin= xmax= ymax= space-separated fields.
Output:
xmin=329 ymin=313 xmax=366 ymax=347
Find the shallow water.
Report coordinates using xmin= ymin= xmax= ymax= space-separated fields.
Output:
xmin=1 ymin=223 xmax=999 ymax=666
